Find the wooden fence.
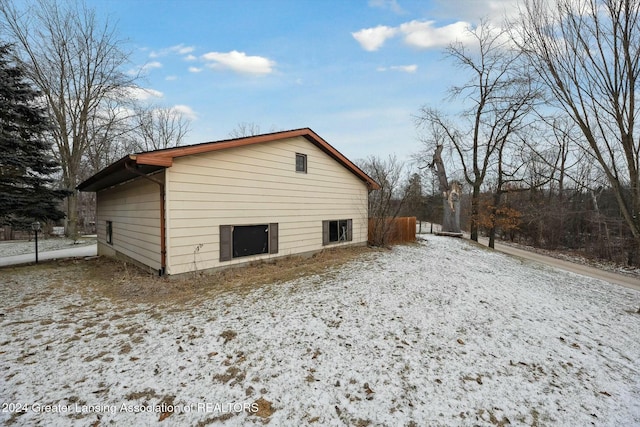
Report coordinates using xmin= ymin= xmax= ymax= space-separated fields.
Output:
xmin=368 ymin=216 xmax=416 ymax=245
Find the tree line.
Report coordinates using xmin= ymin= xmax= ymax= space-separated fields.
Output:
xmin=0 ymin=0 xmax=191 ymax=238
xmin=363 ymin=0 xmax=640 ymax=266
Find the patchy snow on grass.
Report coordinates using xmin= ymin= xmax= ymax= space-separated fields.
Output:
xmin=1 ymin=235 xmax=639 ymax=426
xmin=0 ymin=237 xmax=96 ymax=258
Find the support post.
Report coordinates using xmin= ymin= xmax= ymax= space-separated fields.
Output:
xmin=31 ymin=221 xmax=41 ymax=264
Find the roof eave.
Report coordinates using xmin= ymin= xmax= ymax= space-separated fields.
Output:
xmin=77 ymin=128 xmax=381 ymax=192
xmin=77 ymin=156 xmax=166 ymax=192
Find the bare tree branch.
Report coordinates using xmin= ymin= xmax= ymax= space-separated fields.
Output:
xmin=131 ymin=105 xmax=191 ymax=152
xmin=416 ymin=22 xmax=541 ymax=241
xmin=515 ymin=0 xmax=640 ymax=263
xmin=0 ymin=0 xmax=137 ymax=237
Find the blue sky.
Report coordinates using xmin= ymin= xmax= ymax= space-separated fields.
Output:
xmin=87 ymin=0 xmax=520 ymax=163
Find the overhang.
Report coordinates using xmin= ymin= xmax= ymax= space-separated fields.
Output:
xmin=77 ymin=128 xmax=381 ymax=192
xmin=76 ymin=156 xmax=166 ymax=192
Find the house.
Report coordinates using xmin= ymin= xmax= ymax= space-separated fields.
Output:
xmin=77 ymin=128 xmax=380 ymax=276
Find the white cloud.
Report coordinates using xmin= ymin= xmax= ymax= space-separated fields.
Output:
xmin=432 ymin=0 xmax=521 ymax=22
xmin=165 ymin=75 xmax=178 ymax=81
xmin=172 ymin=44 xmax=195 ymax=55
xmin=201 ymin=50 xmax=275 ymax=75
xmin=172 ymin=104 xmax=197 ymax=120
xmin=150 ymin=44 xmax=195 ymax=58
xmin=377 ymin=64 xmax=418 ymax=73
xmin=125 ymin=87 xmax=164 ymax=101
xmin=351 ymin=25 xmax=398 ymax=51
xmin=184 ymin=54 xmax=197 ymax=61
xmin=127 ymin=61 xmax=163 ymax=76
xmin=400 ymin=20 xmax=473 ymax=49
xmin=368 ymin=0 xmax=405 ymax=14
xmin=141 ymin=61 xmax=163 ymax=72
xmin=188 ymin=66 xmax=203 ymax=73
xmin=353 ymin=20 xmax=475 ymax=51
xmin=392 ymin=64 xmax=418 ymax=72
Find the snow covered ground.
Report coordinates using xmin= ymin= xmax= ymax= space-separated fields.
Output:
xmin=0 ymin=236 xmax=96 ymax=258
xmin=1 ymin=235 xmax=639 ymax=426
xmin=0 ymin=245 xmax=98 ymax=267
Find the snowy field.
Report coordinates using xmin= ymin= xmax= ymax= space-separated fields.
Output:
xmin=0 ymin=236 xmax=96 ymax=258
xmin=1 ymin=235 xmax=639 ymax=426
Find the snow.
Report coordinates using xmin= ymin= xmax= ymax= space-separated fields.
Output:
xmin=0 ymin=237 xmax=97 ymax=267
xmin=1 ymin=235 xmax=639 ymax=426
xmin=417 ymin=221 xmax=640 ymax=279
xmin=0 ymin=245 xmax=98 ymax=267
xmin=0 ymin=237 xmax=96 ymax=258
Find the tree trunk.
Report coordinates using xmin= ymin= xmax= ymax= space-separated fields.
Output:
xmin=629 ymin=238 xmax=640 ymax=267
xmin=488 ymin=190 xmax=502 ymax=249
xmin=430 ymin=145 xmax=462 ymax=234
xmin=442 ymin=198 xmax=460 ymax=233
xmin=3 ymin=225 xmax=13 ymax=241
xmin=66 ymin=190 xmax=78 ymax=239
xmin=488 ymin=212 xmax=497 ymax=249
xmin=470 ymin=184 xmax=481 ymax=241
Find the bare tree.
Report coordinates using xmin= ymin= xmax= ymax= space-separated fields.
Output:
xmin=516 ymin=0 xmax=640 ymax=264
xmin=132 ymin=105 xmax=191 ymax=152
xmin=228 ymin=122 xmax=262 ymax=139
xmin=0 ymin=0 xmax=137 ymax=238
xmin=428 ymin=144 xmax=463 ymax=234
xmin=401 ymin=173 xmax=425 ymax=220
xmin=82 ymin=98 xmax=138 ymax=174
xmin=416 ymin=22 xmax=539 ymax=242
xmin=361 ymin=155 xmax=407 ymax=246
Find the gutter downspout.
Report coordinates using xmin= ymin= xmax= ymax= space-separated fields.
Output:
xmin=125 ymin=160 xmax=167 ymax=276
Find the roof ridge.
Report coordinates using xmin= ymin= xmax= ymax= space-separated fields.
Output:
xmin=78 ymin=128 xmax=380 ymax=191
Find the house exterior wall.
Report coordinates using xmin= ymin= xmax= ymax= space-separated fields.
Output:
xmin=96 ymin=171 xmax=163 ymax=272
xmin=164 ymin=136 xmax=369 ymax=275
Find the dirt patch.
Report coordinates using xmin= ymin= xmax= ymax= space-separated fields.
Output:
xmin=251 ymin=397 xmax=275 ymax=418
xmin=212 ymin=366 xmax=245 ymax=384
xmin=196 ymin=412 xmax=236 ymax=425
xmin=220 ymin=330 xmax=237 ymax=344
xmin=125 ymin=388 xmax=159 ymax=401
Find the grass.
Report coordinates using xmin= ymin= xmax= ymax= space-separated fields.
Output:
xmin=1 ymin=245 xmax=379 ymax=308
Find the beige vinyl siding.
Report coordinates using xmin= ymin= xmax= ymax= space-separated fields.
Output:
xmin=96 ymin=172 xmax=163 ymax=271
xmin=165 ymin=136 xmax=368 ymax=275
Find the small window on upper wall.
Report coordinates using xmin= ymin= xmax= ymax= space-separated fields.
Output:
xmin=295 ymin=153 xmax=307 ymax=173
xmin=106 ymin=221 xmax=113 ymax=245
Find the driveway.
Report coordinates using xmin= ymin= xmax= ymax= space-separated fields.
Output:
xmin=477 ymin=238 xmax=640 ymax=292
xmin=0 ymin=244 xmax=97 ymax=267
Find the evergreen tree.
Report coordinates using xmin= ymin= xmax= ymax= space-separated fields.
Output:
xmin=0 ymin=43 xmax=68 ymax=228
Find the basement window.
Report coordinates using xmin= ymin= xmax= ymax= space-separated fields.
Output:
xmin=106 ymin=221 xmax=113 ymax=245
xmin=296 ymin=153 xmax=307 ymax=173
xmin=219 ymin=223 xmax=279 ymax=261
xmin=322 ymin=219 xmax=352 ymax=245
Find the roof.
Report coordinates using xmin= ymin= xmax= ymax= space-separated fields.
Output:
xmin=77 ymin=128 xmax=381 ymax=192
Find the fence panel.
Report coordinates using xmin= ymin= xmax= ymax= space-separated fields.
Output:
xmin=368 ymin=217 xmax=416 ymax=245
